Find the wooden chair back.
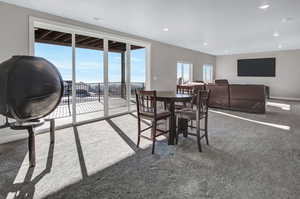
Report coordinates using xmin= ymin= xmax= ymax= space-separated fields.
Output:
xmin=135 ymin=90 xmax=157 ymax=117
xmin=177 ymin=85 xmax=194 ymax=94
xmin=196 ymin=90 xmax=210 ymax=115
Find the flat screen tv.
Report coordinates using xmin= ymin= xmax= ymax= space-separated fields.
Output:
xmin=237 ymin=58 xmax=276 ymax=77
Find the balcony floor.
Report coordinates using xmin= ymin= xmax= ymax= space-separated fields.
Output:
xmin=42 ymin=97 xmax=136 ymax=129
xmin=0 ymin=100 xmax=300 ymax=199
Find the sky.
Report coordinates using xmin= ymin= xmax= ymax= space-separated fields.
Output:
xmin=35 ymin=43 xmax=146 ymax=83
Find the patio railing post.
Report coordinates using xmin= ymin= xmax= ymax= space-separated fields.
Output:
xmin=67 ymin=83 xmax=71 ymax=116
xmin=98 ymin=82 xmax=101 ymax=102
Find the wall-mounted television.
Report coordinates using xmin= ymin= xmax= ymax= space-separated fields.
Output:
xmin=237 ymin=58 xmax=276 ymax=77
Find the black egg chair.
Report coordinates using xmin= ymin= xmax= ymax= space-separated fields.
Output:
xmin=0 ymin=56 xmax=64 ymax=122
xmin=0 ymin=56 xmax=64 ymax=167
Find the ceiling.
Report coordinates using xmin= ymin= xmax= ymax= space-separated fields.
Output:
xmin=34 ymin=28 xmax=143 ymax=52
xmin=2 ymin=0 xmax=300 ymax=55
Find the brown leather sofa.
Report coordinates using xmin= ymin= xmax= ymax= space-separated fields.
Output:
xmin=206 ymin=80 xmax=266 ymax=113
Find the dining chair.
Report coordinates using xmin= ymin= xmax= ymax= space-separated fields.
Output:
xmin=175 ymin=90 xmax=210 ymax=152
xmin=177 ymin=85 xmax=194 ymax=94
xmin=175 ymin=85 xmax=193 ymax=110
xmin=135 ymin=90 xmax=171 ymax=154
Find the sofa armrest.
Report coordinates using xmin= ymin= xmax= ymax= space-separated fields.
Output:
xmin=206 ymin=84 xmax=230 ymax=108
xmin=229 ymin=84 xmax=266 ymax=113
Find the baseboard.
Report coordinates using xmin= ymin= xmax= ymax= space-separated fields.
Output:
xmin=270 ymin=96 xmax=300 ymax=101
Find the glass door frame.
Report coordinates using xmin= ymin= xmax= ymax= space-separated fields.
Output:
xmin=29 ymin=17 xmax=151 ymax=125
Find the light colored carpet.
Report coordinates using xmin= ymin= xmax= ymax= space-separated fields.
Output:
xmin=0 ymin=100 xmax=299 ymax=199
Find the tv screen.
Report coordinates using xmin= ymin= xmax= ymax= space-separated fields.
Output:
xmin=237 ymin=58 xmax=276 ymax=77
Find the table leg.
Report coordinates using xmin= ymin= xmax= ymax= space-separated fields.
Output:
xmin=168 ymin=100 xmax=175 ymax=145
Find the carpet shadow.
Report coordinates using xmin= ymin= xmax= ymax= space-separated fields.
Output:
xmin=106 ymin=119 xmax=139 ymax=152
xmin=1 ymin=133 xmax=55 ymax=199
xmin=73 ymin=126 xmax=88 ymax=179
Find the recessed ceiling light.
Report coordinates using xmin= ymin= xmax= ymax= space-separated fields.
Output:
xmin=273 ymin=32 xmax=280 ymax=37
xmin=282 ymin=17 xmax=293 ymax=23
xmin=259 ymin=4 xmax=270 ymax=10
xmin=278 ymin=44 xmax=282 ymax=49
xmin=93 ymin=17 xmax=102 ymax=21
xmin=163 ymin=28 xmax=169 ymax=32
xmin=203 ymin=42 xmax=208 ymax=46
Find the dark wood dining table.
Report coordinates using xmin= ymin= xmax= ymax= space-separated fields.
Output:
xmin=156 ymin=91 xmax=192 ymax=145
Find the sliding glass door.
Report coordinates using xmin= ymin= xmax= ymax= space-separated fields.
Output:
xmin=130 ymin=45 xmax=146 ymax=110
xmin=75 ymin=34 xmax=104 ymax=122
xmin=107 ymin=40 xmax=129 ymax=115
xmin=32 ymin=20 xmax=148 ymax=126
xmin=34 ymin=28 xmax=73 ymax=127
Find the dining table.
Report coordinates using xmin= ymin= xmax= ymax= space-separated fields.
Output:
xmin=155 ymin=91 xmax=193 ymax=145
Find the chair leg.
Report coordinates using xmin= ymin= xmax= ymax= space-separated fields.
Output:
xmin=137 ymin=118 xmax=141 ymax=148
xmin=168 ymin=116 xmax=174 ymax=145
xmin=50 ymin=119 xmax=55 ymax=144
xmin=165 ymin=118 xmax=168 ymax=133
xmin=196 ymin=120 xmax=202 ymax=152
xmin=27 ymin=127 xmax=36 ymax=167
xmin=205 ymin=115 xmax=209 ymax=145
xmin=152 ymin=121 xmax=157 ymax=154
xmin=184 ymin=119 xmax=189 ymax=138
xmin=179 ymin=118 xmax=188 ymax=138
xmin=175 ymin=116 xmax=179 ymax=144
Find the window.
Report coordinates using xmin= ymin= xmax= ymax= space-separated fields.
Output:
xmin=177 ymin=62 xmax=192 ymax=84
xmin=203 ymin=64 xmax=213 ymax=83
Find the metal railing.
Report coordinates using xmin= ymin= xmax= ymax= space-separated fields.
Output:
xmin=0 ymin=82 xmax=144 ymax=123
xmin=62 ymin=81 xmax=144 ymax=104
xmin=52 ymin=81 xmax=144 ymax=118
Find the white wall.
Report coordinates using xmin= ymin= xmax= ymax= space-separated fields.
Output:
xmin=151 ymin=42 xmax=215 ymax=90
xmin=216 ymin=50 xmax=300 ymax=100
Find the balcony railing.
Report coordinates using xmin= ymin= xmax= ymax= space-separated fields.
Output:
xmin=0 ymin=82 xmax=144 ymax=125
xmin=62 ymin=81 xmax=144 ymax=104
xmin=49 ymin=81 xmax=144 ymax=118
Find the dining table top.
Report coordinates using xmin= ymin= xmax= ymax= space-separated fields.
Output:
xmin=180 ymin=82 xmax=205 ymax=86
